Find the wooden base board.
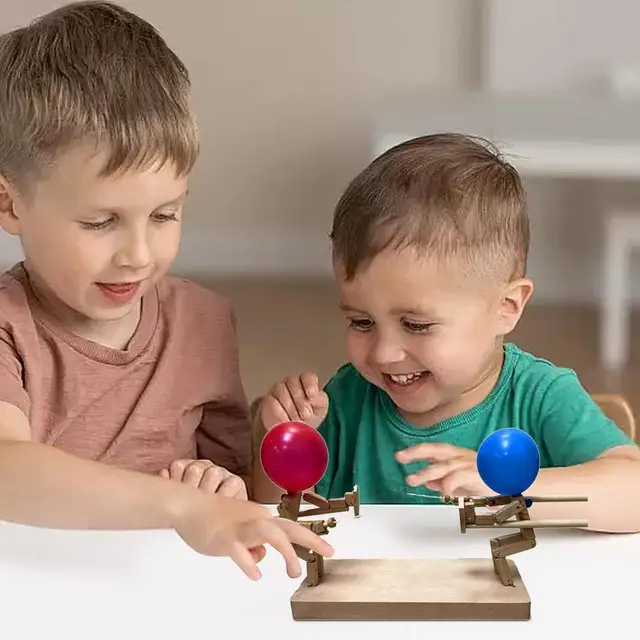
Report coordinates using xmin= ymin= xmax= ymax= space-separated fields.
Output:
xmin=290 ymin=558 xmax=531 ymax=621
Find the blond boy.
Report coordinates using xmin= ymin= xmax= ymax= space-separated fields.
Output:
xmin=0 ymin=1 xmax=333 ymax=579
xmin=259 ymin=133 xmax=640 ymax=533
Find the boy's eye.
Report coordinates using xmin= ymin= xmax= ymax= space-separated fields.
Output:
xmin=80 ymin=217 xmax=114 ymax=230
xmin=152 ymin=211 xmax=179 ymax=223
xmin=79 ymin=211 xmax=178 ymax=230
xmin=348 ymin=318 xmax=373 ymax=332
xmin=403 ymin=320 xmax=432 ymax=333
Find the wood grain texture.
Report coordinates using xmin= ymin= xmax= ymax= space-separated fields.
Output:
xmin=290 ymin=558 xmax=531 ymax=620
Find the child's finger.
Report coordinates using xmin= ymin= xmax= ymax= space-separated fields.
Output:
xmin=198 ymin=464 xmax=228 ymax=492
xmin=217 ymin=475 xmax=247 ymax=499
xmin=438 ymin=468 xmax=476 ymax=497
xmin=425 ymin=479 xmax=443 ymax=493
xmin=284 ymin=376 xmax=312 ymax=420
xmin=229 ymin=540 xmax=262 ymax=581
xmin=261 ymin=394 xmax=294 ymax=429
xmin=168 ymin=459 xmax=192 ymax=481
xmin=405 ymin=458 xmax=470 ymax=487
xmin=250 ymin=545 xmax=267 ymax=564
xmin=239 ymin=520 xmax=302 ymax=579
xmin=277 ymin=518 xmax=335 ymax=560
xmin=395 ymin=442 xmax=467 ymax=464
xmin=270 ymin=381 xmax=302 ymax=421
xmin=310 ymin=390 xmax=329 ymax=413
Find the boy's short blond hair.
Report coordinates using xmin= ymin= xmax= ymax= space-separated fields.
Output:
xmin=0 ymin=1 xmax=198 ymax=193
xmin=330 ymin=133 xmax=529 ymax=283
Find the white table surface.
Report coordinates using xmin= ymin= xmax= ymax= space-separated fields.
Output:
xmin=0 ymin=505 xmax=635 ymax=638
xmin=373 ymin=91 xmax=640 ymax=178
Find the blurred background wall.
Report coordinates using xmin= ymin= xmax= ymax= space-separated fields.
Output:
xmin=0 ymin=0 xmax=480 ymax=277
xmin=3 ymin=1 xmax=640 ymax=303
xmin=4 ymin=0 xmax=640 ymax=303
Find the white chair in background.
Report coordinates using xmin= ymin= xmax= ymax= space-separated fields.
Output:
xmin=601 ymin=213 xmax=640 ymax=370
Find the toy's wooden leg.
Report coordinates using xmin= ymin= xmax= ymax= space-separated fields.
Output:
xmin=293 ymin=545 xmax=323 ymax=587
xmin=490 ymin=536 xmax=516 ymax=585
xmin=490 ymin=529 xmax=536 ymax=586
xmin=291 ymin=518 xmax=334 ymax=587
xmin=316 ymin=553 xmax=325 ymax=580
xmin=492 ymin=554 xmax=512 ymax=585
xmin=305 ymin=554 xmax=320 ymax=586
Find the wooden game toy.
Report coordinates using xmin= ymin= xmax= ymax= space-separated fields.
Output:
xmin=279 ymin=487 xmax=360 ymax=586
xmin=277 ymin=484 xmax=360 ymax=522
xmin=261 ymin=424 xmax=588 ymax=621
xmin=441 ymin=493 xmax=587 ymax=587
xmin=259 ymin=421 xmax=360 ymax=586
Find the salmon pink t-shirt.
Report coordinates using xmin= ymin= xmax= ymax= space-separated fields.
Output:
xmin=0 ymin=263 xmax=252 ymax=489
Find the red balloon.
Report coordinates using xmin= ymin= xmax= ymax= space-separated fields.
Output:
xmin=260 ymin=421 xmax=329 ymax=494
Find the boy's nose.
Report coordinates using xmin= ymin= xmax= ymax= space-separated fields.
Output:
xmin=115 ymin=233 xmax=152 ymax=269
xmin=370 ymin=335 xmax=405 ymax=365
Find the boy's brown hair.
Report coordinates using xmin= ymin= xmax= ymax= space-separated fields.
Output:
xmin=0 ymin=1 xmax=198 ymax=193
xmin=330 ymin=133 xmax=529 ymax=283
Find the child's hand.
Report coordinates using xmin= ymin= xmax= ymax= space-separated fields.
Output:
xmin=175 ymin=493 xmax=335 ymax=581
xmin=395 ymin=443 xmax=494 ymax=497
xmin=260 ymin=372 xmax=329 ymax=430
xmin=160 ymin=459 xmax=247 ymax=499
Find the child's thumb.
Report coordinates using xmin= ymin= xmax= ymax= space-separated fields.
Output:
xmin=311 ymin=390 xmax=329 ymax=412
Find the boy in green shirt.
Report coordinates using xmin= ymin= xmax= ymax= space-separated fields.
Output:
xmin=258 ymin=133 xmax=640 ymax=533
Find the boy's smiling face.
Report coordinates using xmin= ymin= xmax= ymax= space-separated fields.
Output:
xmin=335 ymin=247 xmax=532 ymax=427
xmin=0 ymin=142 xmax=188 ymax=344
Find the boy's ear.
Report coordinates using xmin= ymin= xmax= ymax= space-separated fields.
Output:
xmin=496 ymin=277 xmax=534 ymax=335
xmin=0 ymin=174 xmax=21 ymax=236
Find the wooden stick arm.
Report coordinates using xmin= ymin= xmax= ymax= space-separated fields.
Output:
xmin=301 ymin=491 xmax=331 ymax=509
xmin=442 ymin=494 xmax=588 ymax=506
xmin=276 ymin=486 xmax=359 ymax=521
xmin=493 ymin=499 xmax=525 ymax=523
xmin=468 ymin=519 xmax=588 ymax=529
xmin=442 ymin=494 xmax=489 ymax=506
xmin=298 ymin=518 xmax=337 ymax=535
xmin=524 ymin=495 xmax=588 ymax=503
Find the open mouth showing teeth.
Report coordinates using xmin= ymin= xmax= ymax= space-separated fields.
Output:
xmin=386 ymin=372 xmax=426 ymax=386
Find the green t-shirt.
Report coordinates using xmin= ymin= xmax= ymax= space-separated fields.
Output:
xmin=315 ymin=343 xmax=633 ymax=503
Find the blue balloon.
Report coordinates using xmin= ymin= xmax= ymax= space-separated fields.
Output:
xmin=476 ymin=428 xmax=540 ymax=496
